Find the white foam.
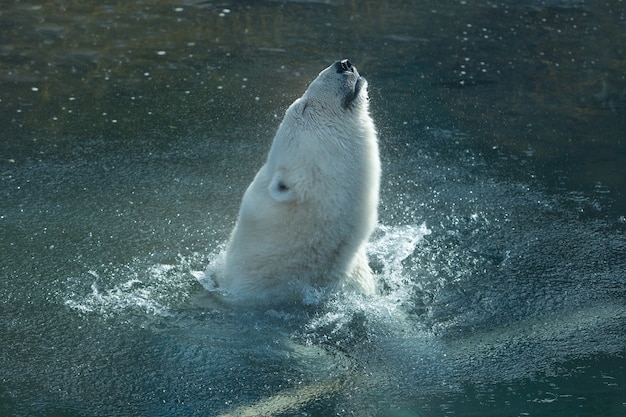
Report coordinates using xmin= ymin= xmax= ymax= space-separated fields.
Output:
xmin=65 ymin=253 xmax=207 ymax=318
xmin=65 ymin=274 xmax=172 ymax=317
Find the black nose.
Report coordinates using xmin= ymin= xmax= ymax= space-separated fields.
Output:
xmin=335 ymin=59 xmax=353 ymax=73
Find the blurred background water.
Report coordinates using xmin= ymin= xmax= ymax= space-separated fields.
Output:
xmin=1 ymin=1 xmax=625 ymax=416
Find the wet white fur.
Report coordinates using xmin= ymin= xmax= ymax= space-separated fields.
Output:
xmin=218 ymin=61 xmax=380 ymax=301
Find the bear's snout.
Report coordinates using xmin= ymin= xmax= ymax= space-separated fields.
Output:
xmin=336 ymin=59 xmax=355 ymax=74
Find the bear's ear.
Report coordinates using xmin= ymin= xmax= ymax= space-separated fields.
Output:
xmin=268 ymin=172 xmax=297 ymax=202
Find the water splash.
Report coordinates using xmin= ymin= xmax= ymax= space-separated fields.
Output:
xmin=193 ymin=223 xmax=432 ymax=306
xmin=64 ymin=253 xmax=206 ymax=318
xmin=369 ymin=223 xmax=431 ymax=291
xmin=65 ymin=269 xmax=173 ymax=317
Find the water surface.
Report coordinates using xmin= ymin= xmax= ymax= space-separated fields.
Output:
xmin=1 ymin=1 xmax=625 ymax=416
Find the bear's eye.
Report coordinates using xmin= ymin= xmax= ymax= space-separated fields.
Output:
xmin=277 ymin=181 xmax=289 ymax=192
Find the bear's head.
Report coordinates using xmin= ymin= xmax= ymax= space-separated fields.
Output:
xmin=299 ymin=59 xmax=368 ymax=115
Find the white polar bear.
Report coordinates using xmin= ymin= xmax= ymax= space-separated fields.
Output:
xmin=217 ymin=59 xmax=380 ymax=302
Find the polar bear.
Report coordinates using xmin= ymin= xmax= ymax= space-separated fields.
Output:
xmin=217 ymin=59 xmax=380 ymax=302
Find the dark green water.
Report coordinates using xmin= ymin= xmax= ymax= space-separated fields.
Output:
xmin=1 ymin=1 xmax=625 ymax=416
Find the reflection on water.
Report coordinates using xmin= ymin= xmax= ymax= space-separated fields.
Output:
xmin=1 ymin=1 xmax=625 ymax=416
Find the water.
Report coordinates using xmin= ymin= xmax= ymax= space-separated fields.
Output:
xmin=1 ymin=0 xmax=625 ymax=416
